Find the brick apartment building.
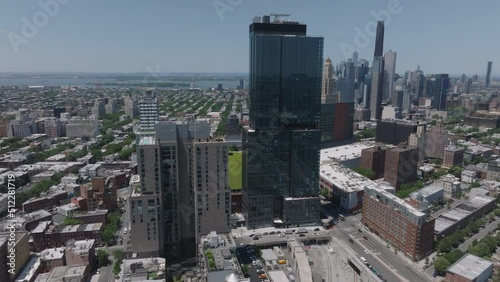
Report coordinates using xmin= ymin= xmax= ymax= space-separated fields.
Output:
xmin=425 ymin=122 xmax=448 ymax=159
xmin=80 ymin=177 xmax=117 ymax=211
xmin=23 ymin=190 xmax=68 ymax=213
xmin=31 ymin=221 xmax=102 ymax=252
xmin=360 ymin=145 xmax=390 ymax=178
xmin=443 ymin=145 xmax=465 ymax=168
xmin=362 ymin=184 xmax=435 ymax=261
xmin=384 ymin=145 xmax=419 ymax=189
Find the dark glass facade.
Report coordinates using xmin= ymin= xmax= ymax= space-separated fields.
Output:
xmin=243 ymin=19 xmax=323 ymax=228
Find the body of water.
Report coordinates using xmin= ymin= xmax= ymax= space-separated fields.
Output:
xmin=0 ymin=77 xmax=242 ymax=90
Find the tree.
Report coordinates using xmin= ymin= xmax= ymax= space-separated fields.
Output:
xmin=469 ymin=242 xmax=491 ymax=258
xmin=434 ymin=257 xmax=450 ymax=273
xmin=469 ymin=181 xmax=481 ymax=189
xmin=444 ymin=249 xmax=464 ymax=265
xmin=469 ymin=221 xmax=480 ymax=234
xmin=241 ymin=265 xmax=249 ymax=277
xmin=113 ymin=250 xmax=124 ymax=261
xmin=320 ymin=189 xmax=329 ymax=198
xmin=354 ymin=167 xmax=377 ymax=180
xmin=62 ymin=216 xmax=84 ymax=226
xmin=438 ymin=238 xmax=453 ymax=253
xmin=96 ymin=250 xmax=109 ymax=267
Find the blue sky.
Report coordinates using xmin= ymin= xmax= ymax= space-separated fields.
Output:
xmin=0 ymin=0 xmax=498 ymax=75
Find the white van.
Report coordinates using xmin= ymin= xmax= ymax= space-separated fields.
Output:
xmin=360 ymin=257 xmax=367 ymax=264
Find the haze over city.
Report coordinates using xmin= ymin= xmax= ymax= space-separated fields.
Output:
xmin=0 ymin=0 xmax=499 ymax=75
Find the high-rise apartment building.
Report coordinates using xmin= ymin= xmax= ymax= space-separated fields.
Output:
xmin=360 ymin=145 xmax=390 ymax=179
xmin=105 ymin=99 xmax=119 ymax=115
xmin=362 ymin=184 xmax=435 ymax=261
xmin=124 ymin=95 xmax=139 ymax=119
xmin=130 ymin=121 xmax=227 ymax=261
xmin=384 ymin=50 xmax=397 ymax=100
xmin=322 ymin=57 xmax=336 ymax=104
xmin=92 ymin=101 xmax=106 ymax=119
xmin=193 ymin=139 xmax=231 ymax=237
xmin=384 ymin=145 xmax=419 ymax=189
xmin=408 ymin=122 xmax=427 ymax=164
xmin=243 ymin=15 xmax=322 ymax=228
xmin=370 ymin=21 xmax=385 ymax=120
xmin=425 ymin=122 xmax=448 ymax=159
xmin=43 ymin=117 xmax=63 ymax=138
xmin=139 ymin=89 xmax=159 ymax=132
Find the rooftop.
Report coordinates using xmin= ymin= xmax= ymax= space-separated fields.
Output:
xmin=435 ymin=196 xmax=496 ymax=233
xmin=410 ymin=185 xmax=444 ymax=199
xmin=320 ymin=162 xmax=373 ymax=192
xmin=41 ymin=247 xmax=65 ymax=260
xmin=447 ymin=254 xmax=493 ymax=280
xmin=365 ymin=184 xmax=427 ymax=218
xmin=139 ymin=136 xmax=156 ymax=145
xmin=320 ymin=142 xmax=375 ymax=163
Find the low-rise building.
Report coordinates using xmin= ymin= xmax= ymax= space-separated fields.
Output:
xmin=462 ymin=170 xmax=478 ymax=184
xmin=118 ymin=257 xmax=166 ymax=282
xmin=320 ymin=142 xmax=376 ymax=169
xmin=446 ymin=254 xmax=493 ymax=282
xmin=40 ymin=247 xmax=65 ymax=273
xmin=320 ymin=162 xmax=371 ymax=212
xmin=65 ymin=239 xmax=95 ymax=267
xmin=43 ymin=265 xmax=88 ymax=282
xmin=409 ymin=185 xmax=444 ymax=204
xmin=434 ymin=196 xmax=496 ymax=239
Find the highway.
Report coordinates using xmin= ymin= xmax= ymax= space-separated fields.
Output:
xmin=333 ymin=214 xmax=432 ymax=282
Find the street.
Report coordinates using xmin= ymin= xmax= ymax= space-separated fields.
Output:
xmin=333 ymin=214 xmax=432 ymax=282
xmin=458 ymin=216 xmax=500 ymax=252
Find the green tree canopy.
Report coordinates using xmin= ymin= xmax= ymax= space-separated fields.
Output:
xmin=434 ymin=257 xmax=450 ymax=273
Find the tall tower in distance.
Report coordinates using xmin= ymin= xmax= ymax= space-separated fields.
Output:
xmin=352 ymin=50 xmax=359 ymax=65
xmin=370 ymin=21 xmax=385 ymax=120
xmin=243 ymin=14 xmax=323 ymax=228
xmin=384 ymin=50 xmax=397 ymax=100
xmin=486 ymin=61 xmax=493 ymax=88
xmin=322 ymin=57 xmax=336 ymax=104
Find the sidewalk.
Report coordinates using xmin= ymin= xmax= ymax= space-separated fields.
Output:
xmin=356 ymin=219 xmax=433 ymax=279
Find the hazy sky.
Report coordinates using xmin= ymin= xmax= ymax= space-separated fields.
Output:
xmin=0 ymin=0 xmax=498 ymax=75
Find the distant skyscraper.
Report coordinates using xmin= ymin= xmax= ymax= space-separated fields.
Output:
xmin=486 ymin=61 xmax=493 ymax=88
xmin=369 ymin=21 xmax=385 ymax=120
xmin=139 ymin=89 xmax=159 ymax=132
xmin=239 ymin=78 xmax=244 ymax=90
xmin=352 ymin=50 xmax=359 ymax=65
xmin=244 ymin=15 xmax=322 ymax=228
xmin=383 ymin=50 xmax=397 ymax=100
xmin=374 ymin=21 xmax=384 ymax=57
xmin=322 ymin=57 xmax=336 ymax=104
xmin=425 ymin=74 xmax=450 ymax=110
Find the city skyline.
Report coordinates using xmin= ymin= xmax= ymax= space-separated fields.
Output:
xmin=0 ymin=0 xmax=499 ymax=75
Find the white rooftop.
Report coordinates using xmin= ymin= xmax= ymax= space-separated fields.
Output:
xmin=268 ymin=270 xmax=290 ymax=282
xmin=320 ymin=142 xmax=375 ymax=163
xmin=320 ymin=162 xmax=374 ymax=192
xmin=41 ymin=247 xmax=65 ymax=260
xmin=447 ymin=254 xmax=493 ymax=280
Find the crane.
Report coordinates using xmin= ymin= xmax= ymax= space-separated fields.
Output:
xmin=270 ymin=13 xmax=291 ymax=22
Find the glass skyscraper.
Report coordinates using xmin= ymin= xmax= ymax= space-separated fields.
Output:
xmin=243 ymin=16 xmax=323 ymax=228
